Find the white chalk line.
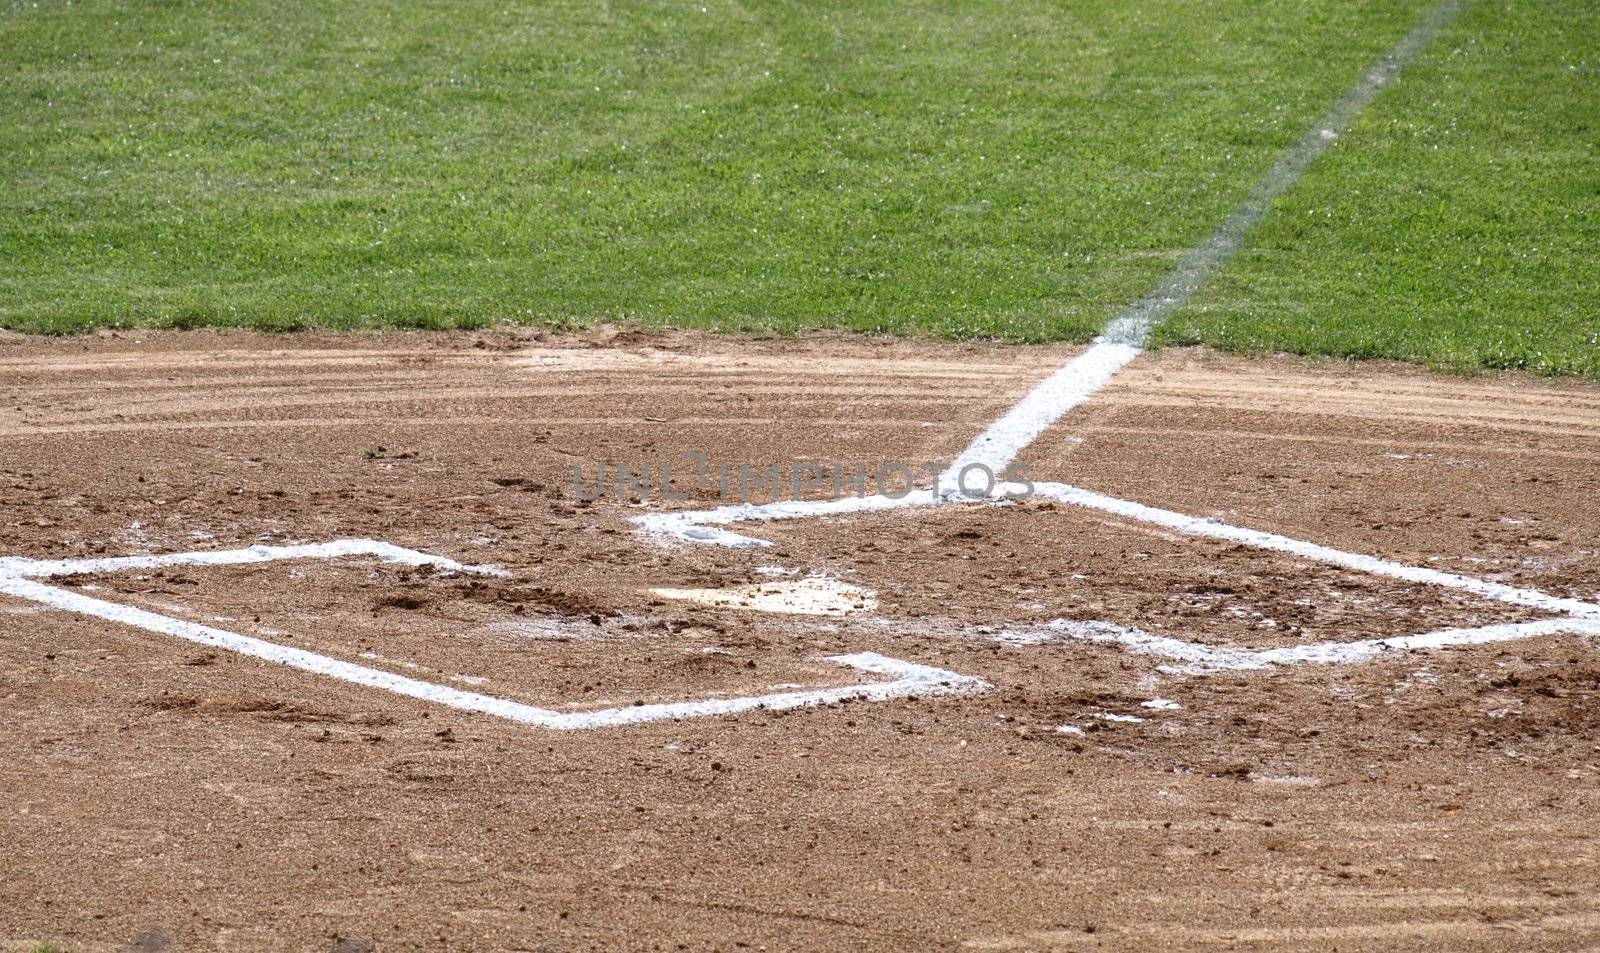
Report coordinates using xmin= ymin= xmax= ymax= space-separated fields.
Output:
xmin=634 ymin=0 xmax=1465 ymax=545
xmin=0 ymin=538 xmax=509 ymax=579
xmin=640 ymin=482 xmax=1600 ymax=621
xmin=1028 ymin=483 xmax=1600 ymax=620
xmin=0 ymin=540 xmax=985 ymax=730
xmin=560 ymin=653 xmax=986 ymax=730
xmin=635 ymin=490 xmax=946 ymax=549
xmin=944 ymin=341 xmax=1142 ymax=480
xmin=998 ymin=617 xmax=1600 ymax=674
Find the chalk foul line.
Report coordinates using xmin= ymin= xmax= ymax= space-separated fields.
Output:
xmin=943 ymin=0 xmax=1462 ymax=478
xmin=633 ymin=0 xmax=1467 ymax=543
xmin=0 ymin=540 xmax=986 ymax=730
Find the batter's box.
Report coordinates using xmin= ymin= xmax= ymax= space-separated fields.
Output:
xmin=637 ymin=480 xmax=1600 ymax=674
xmin=764 ymin=500 xmax=1543 ymax=649
xmin=0 ymin=540 xmax=986 ymax=730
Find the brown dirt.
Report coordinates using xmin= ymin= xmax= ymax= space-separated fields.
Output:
xmin=2 ymin=329 xmax=1598 ymax=952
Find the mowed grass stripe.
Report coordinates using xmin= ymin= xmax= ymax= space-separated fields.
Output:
xmin=1158 ymin=0 xmax=1600 ymax=377
xmin=4 ymin=0 xmax=1433 ymax=338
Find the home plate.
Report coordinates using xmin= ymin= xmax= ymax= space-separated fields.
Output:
xmin=649 ymin=575 xmax=877 ymax=616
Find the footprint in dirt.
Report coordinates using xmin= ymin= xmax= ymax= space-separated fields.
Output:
xmin=129 ymin=928 xmax=171 ymax=953
xmin=331 ymin=938 xmax=375 ymax=953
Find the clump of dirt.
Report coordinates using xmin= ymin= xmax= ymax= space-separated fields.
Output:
xmin=371 ymin=592 xmax=430 ymax=611
xmin=669 ymin=652 xmax=759 ymax=676
xmin=140 ymin=693 xmax=396 ymax=727
xmin=454 ymin=580 xmax=622 ymax=619
xmin=1417 ymin=655 xmax=1600 ymax=748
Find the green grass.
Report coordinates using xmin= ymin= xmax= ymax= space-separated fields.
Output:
xmin=2 ymin=0 xmax=1593 ymax=378
xmin=1157 ymin=0 xmax=1600 ymax=377
xmin=4 ymin=0 xmax=1431 ymax=339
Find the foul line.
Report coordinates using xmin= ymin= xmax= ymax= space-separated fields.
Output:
xmin=636 ymin=0 xmax=1464 ymax=546
xmin=947 ymin=0 xmax=1461 ymax=476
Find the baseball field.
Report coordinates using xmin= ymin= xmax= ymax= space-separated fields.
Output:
xmin=2 ymin=0 xmax=1597 ymax=950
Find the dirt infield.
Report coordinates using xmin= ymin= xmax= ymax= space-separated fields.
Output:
xmin=3 ymin=329 xmax=1599 ymax=952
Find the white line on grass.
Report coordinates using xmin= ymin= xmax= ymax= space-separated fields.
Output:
xmin=634 ymin=0 xmax=1464 ymax=546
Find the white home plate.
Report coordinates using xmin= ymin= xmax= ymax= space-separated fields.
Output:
xmin=649 ymin=576 xmax=877 ymax=617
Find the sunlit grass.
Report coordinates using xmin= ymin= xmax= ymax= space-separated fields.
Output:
xmin=4 ymin=0 xmax=1426 ymax=341
xmin=4 ymin=0 xmax=1592 ymax=377
xmin=1157 ymin=0 xmax=1599 ymax=377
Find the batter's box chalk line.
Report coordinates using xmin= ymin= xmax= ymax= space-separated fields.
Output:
xmin=634 ymin=479 xmax=1600 ymax=608
xmin=0 ymin=539 xmax=988 ymax=731
xmin=636 ymin=482 xmax=1600 ymax=674
xmin=995 ymin=618 xmax=1600 ymax=675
